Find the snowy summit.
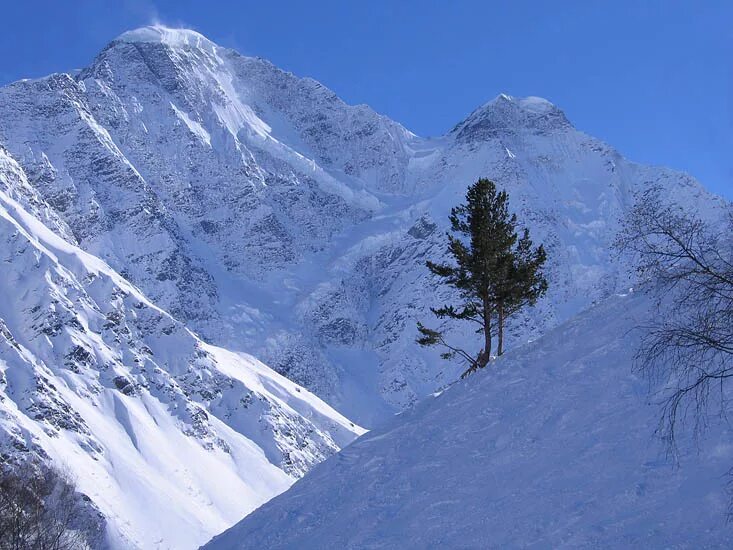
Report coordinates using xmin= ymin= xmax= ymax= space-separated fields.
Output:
xmin=116 ymin=25 xmax=220 ymax=53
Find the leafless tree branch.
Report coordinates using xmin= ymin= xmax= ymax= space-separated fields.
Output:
xmin=616 ymin=186 xmax=733 ymax=497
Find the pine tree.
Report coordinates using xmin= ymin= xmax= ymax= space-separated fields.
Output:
xmin=495 ymin=228 xmax=548 ymax=356
xmin=417 ymin=178 xmax=547 ymax=377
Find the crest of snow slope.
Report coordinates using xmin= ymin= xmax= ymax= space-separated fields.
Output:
xmin=204 ymin=291 xmax=733 ymax=549
xmin=0 ymin=26 xmax=727 ymax=427
xmin=0 ymin=153 xmax=363 ymax=549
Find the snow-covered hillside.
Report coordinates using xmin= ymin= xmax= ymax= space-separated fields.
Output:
xmin=204 ymin=291 xmax=733 ymax=549
xmin=0 ymin=148 xmax=363 ymax=548
xmin=0 ymin=25 xmax=723 ymax=428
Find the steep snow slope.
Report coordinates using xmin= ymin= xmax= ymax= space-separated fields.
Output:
xmin=204 ymin=291 xmax=733 ymax=549
xmin=0 ymin=25 xmax=725 ymax=426
xmin=0 ymin=150 xmax=363 ymax=549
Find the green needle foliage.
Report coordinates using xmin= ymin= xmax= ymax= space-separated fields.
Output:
xmin=417 ymin=178 xmax=547 ymax=377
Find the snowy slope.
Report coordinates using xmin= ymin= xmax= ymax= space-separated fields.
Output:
xmin=0 ymin=25 xmax=725 ymax=427
xmin=204 ymin=291 xmax=733 ymax=549
xmin=0 ymin=149 xmax=363 ymax=549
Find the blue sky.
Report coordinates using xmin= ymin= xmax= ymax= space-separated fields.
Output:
xmin=1 ymin=1 xmax=730 ymax=198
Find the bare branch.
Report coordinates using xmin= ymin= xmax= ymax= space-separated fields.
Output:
xmin=616 ymin=187 xmax=733 ymax=465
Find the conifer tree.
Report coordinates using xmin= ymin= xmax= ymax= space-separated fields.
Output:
xmin=495 ymin=228 xmax=548 ymax=356
xmin=417 ymin=178 xmax=547 ymax=377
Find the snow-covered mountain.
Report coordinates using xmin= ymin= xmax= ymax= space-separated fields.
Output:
xmin=204 ymin=291 xmax=733 ymax=549
xmin=0 ymin=146 xmax=362 ymax=548
xmin=0 ymin=26 xmax=722 ymax=425
xmin=0 ymin=24 xmax=727 ymax=548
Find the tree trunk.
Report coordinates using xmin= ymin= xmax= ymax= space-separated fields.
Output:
xmin=479 ymin=300 xmax=492 ymax=368
xmin=497 ymin=303 xmax=504 ymax=356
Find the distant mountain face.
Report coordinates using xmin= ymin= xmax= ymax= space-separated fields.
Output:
xmin=0 ymin=25 xmax=725 ymax=547
xmin=0 ymin=26 xmax=720 ymax=425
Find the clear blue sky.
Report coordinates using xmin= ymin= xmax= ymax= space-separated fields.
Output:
xmin=1 ymin=1 xmax=731 ymax=198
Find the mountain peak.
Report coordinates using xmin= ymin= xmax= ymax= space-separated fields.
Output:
xmin=452 ymin=93 xmax=571 ymax=141
xmin=115 ymin=25 xmax=219 ymax=54
xmin=499 ymin=93 xmax=556 ymax=112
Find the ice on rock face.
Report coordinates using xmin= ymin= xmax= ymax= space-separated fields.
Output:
xmin=451 ymin=93 xmax=572 ymax=141
xmin=517 ymin=94 xmax=557 ymax=111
